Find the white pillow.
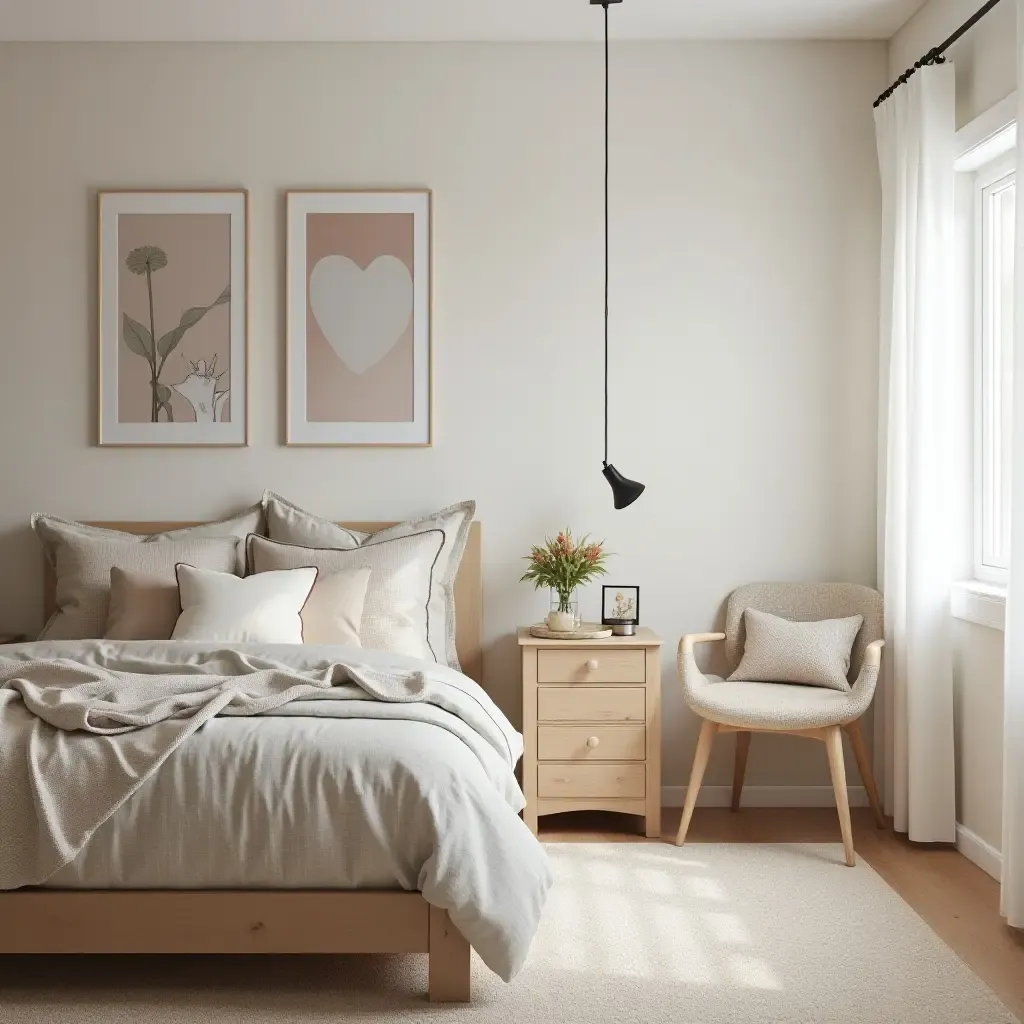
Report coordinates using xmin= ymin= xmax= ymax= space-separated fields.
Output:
xmin=248 ymin=532 xmax=443 ymax=662
xmin=300 ymin=568 xmax=370 ymax=647
xmin=261 ymin=492 xmax=475 ymax=670
xmin=171 ymin=564 xmax=318 ymax=644
xmin=728 ymin=608 xmax=864 ymax=692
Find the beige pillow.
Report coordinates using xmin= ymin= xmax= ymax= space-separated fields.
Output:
xmin=300 ymin=568 xmax=370 ymax=647
xmin=172 ymin=564 xmax=318 ymax=644
xmin=728 ymin=608 xmax=864 ymax=692
xmin=104 ymin=567 xmax=181 ymax=641
xmin=248 ymin=532 xmax=443 ymax=662
xmin=33 ymin=504 xmax=265 ymax=641
xmin=262 ymin=492 xmax=475 ymax=671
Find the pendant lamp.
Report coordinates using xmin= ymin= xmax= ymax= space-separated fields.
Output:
xmin=592 ymin=0 xmax=645 ymax=509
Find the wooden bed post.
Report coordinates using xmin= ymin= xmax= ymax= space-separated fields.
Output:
xmin=427 ymin=906 xmax=471 ymax=1003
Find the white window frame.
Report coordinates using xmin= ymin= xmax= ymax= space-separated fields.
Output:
xmin=972 ymin=154 xmax=1015 ymax=584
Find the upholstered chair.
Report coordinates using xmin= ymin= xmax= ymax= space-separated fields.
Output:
xmin=675 ymin=583 xmax=885 ymax=866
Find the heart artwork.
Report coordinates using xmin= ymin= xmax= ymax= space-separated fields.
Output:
xmin=309 ymin=254 xmax=413 ymax=376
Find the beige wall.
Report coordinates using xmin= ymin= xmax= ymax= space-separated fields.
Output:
xmin=0 ymin=41 xmax=886 ymax=795
xmin=890 ymin=0 xmax=1015 ymax=856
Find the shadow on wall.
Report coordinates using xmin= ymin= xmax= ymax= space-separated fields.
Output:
xmin=0 ymin=525 xmax=44 ymax=639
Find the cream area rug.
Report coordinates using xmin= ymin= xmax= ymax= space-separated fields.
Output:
xmin=0 ymin=844 xmax=1014 ymax=1024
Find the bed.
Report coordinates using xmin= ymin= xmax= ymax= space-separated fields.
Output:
xmin=0 ymin=520 xmax=548 ymax=1002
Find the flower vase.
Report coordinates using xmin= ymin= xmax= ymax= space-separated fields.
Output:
xmin=547 ymin=590 xmax=580 ymax=632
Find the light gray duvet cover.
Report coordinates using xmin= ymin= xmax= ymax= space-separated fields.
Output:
xmin=0 ymin=641 xmax=551 ymax=981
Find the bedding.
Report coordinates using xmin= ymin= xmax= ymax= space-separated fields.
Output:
xmin=0 ymin=640 xmax=550 ymax=982
xmin=171 ymin=564 xmax=318 ymax=643
xmin=248 ymin=532 xmax=443 ymax=661
xmin=262 ymin=493 xmax=475 ymax=671
xmin=104 ymin=567 xmax=181 ymax=640
xmin=33 ymin=504 xmax=264 ymax=640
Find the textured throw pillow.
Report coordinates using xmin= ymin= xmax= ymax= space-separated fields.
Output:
xmin=104 ymin=567 xmax=181 ymax=641
xmin=33 ymin=504 xmax=265 ymax=641
xmin=261 ymin=492 xmax=475 ymax=671
xmin=728 ymin=608 xmax=864 ymax=692
xmin=298 ymin=568 xmax=370 ymax=647
xmin=172 ymin=564 xmax=318 ymax=644
xmin=248 ymin=532 xmax=443 ymax=662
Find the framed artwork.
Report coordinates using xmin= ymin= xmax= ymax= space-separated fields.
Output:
xmin=286 ymin=190 xmax=432 ymax=446
xmin=602 ymin=585 xmax=640 ymax=627
xmin=98 ymin=190 xmax=248 ymax=446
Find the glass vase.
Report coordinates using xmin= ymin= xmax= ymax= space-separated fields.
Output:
xmin=547 ymin=589 xmax=581 ymax=631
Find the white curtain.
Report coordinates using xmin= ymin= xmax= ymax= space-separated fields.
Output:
xmin=1001 ymin=0 xmax=1024 ymax=926
xmin=873 ymin=65 xmax=958 ymax=843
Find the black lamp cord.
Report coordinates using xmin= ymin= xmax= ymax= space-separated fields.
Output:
xmin=603 ymin=0 xmax=610 ymax=468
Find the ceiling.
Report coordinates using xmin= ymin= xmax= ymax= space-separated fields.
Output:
xmin=0 ymin=0 xmax=927 ymax=43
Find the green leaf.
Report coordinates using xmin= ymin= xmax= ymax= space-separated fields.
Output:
xmin=157 ymin=324 xmax=187 ymax=359
xmin=213 ymin=284 xmax=230 ymax=306
xmin=122 ymin=314 xmax=154 ymax=360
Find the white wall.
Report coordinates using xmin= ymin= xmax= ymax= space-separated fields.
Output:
xmin=0 ymin=41 xmax=886 ymax=794
xmin=890 ymin=0 xmax=1015 ymax=860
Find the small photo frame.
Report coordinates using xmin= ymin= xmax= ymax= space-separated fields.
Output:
xmin=602 ymin=586 xmax=640 ymax=626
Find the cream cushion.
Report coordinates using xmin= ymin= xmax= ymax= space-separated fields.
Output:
xmin=728 ymin=608 xmax=863 ymax=692
xmin=248 ymin=533 xmax=444 ymax=662
xmin=262 ymin=493 xmax=475 ymax=670
xmin=299 ymin=568 xmax=370 ymax=647
xmin=33 ymin=505 xmax=264 ymax=640
xmin=172 ymin=564 xmax=318 ymax=644
xmin=104 ymin=568 xmax=181 ymax=641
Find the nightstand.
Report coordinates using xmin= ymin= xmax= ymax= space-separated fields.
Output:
xmin=518 ymin=626 xmax=663 ymax=838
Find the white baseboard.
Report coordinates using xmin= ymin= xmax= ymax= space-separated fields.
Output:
xmin=955 ymin=823 xmax=1002 ymax=881
xmin=661 ymin=785 xmax=868 ymax=808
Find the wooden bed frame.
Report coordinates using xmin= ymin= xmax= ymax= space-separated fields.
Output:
xmin=0 ymin=520 xmax=483 ymax=1003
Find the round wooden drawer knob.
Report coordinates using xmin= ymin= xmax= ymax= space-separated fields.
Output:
xmin=586 ymin=659 xmax=600 ymax=671
xmin=586 ymin=736 xmax=600 ymax=749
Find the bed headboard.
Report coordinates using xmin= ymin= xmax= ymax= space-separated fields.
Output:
xmin=42 ymin=521 xmax=484 ymax=684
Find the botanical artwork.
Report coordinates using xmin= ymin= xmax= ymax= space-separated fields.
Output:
xmin=603 ymin=586 xmax=640 ymax=624
xmin=99 ymin=192 xmax=247 ymax=446
xmin=117 ymin=215 xmax=231 ymax=425
xmin=287 ymin=192 xmax=431 ymax=446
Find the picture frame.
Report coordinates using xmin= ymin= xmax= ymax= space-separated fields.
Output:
xmin=602 ymin=585 xmax=640 ymax=626
xmin=97 ymin=190 xmax=249 ymax=447
xmin=285 ymin=190 xmax=432 ymax=447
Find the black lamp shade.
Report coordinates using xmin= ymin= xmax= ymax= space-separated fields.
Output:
xmin=603 ymin=464 xmax=645 ymax=510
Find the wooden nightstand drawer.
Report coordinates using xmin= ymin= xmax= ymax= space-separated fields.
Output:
xmin=537 ymin=648 xmax=645 ymax=684
xmin=537 ymin=686 xmax=645 ymax=723
xmin=537 ymin=763 xmax=646 ymax=799
xmin=538 ymin=725 xmax=646 ymax=761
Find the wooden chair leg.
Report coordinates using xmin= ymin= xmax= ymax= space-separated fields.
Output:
xmin=675 ymin=719 xmax=718 ymax=847
xmin=845 ymin=719 xmax=885 ymax=829
xmin=824 ymin=726 xmax=855 ymax=867
xmin=731 ymin=731 xmax=751 ymax=812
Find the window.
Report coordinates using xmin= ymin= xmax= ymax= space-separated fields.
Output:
xmin=974 ymin=153 xmax=1015 ymax=583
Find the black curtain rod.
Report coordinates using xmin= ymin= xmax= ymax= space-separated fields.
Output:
xmin=874 ymin=0 xmax=1005 ymax=108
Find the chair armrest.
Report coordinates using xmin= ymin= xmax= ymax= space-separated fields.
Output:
xmin=862 ymin=639 xmax=885 ymax=669
xmin=678 ymin=632 xmax=727 ymax=657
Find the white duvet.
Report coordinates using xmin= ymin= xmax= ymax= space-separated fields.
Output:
xmin=0 ymin=641 xmax=551 ymax=981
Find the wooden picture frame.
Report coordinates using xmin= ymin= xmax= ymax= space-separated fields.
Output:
xmin=97 ymin=190 xmax=249 ymax=447
xmin=285 ymin=190 xmax=433 ymax=447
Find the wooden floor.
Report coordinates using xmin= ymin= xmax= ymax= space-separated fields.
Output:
xmin=541 ymin=806 xmax=1024 ymax=1019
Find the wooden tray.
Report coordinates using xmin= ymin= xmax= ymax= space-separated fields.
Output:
xmin=528 ymin=622 xmax=613 ymax=640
